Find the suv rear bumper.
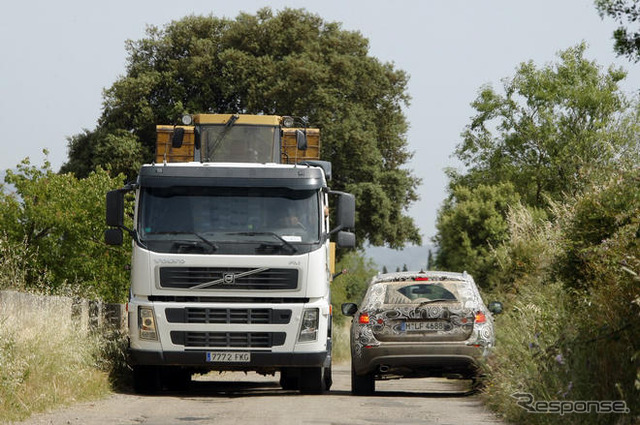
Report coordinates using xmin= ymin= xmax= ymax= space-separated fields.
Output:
xmin=352 ymin=342 xmax=485 ymax=378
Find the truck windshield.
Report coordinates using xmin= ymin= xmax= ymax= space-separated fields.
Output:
xmin=138 ymin=186 xmax=320 ymax=255
xmin=201 ymin=125 xmax=278 ymax=163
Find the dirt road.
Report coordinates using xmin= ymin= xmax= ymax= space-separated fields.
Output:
xmin=18 ymin=364 xmax=503 ymax=425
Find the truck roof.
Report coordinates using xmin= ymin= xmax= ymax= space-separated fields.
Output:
xmin=138 ymin=162 xmax=328 ymax=190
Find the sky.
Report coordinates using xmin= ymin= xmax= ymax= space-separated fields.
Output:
xmin=1 ymin=0 xmax=638 ymax=266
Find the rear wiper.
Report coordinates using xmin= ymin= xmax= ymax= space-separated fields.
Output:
xmin=417 ymin=298 xmax=454 ymax=307
xmin=227 ymin=231 xmax=297 ymax=253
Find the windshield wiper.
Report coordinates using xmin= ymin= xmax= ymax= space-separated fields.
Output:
xmin=207 ymin=114 xmax=239 ymax=160
xmin=227 ymin=231 xmax=297 ymax=254
xmin=417 ymin=298 xmax=454 ymax=307
xmin=192 ymin=232 xmax=219 ymax=252
xmin=149 ymin=231 xmax=219 ymax=252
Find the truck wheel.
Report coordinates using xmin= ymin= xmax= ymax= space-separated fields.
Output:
xmin=299 ymin=366 xmax=328 ymax=394
xmin=133 ymin=365 xmax=162 ymax=394
xmin=162 ymin=367 xmax=191 ymax=392
xmin=279 ymin=367 xmax=300 ymax=391
xmin=351 ymin=366 xmax=374 ymax=396
xmin=323 ymin=366 xmax=333 ymax=391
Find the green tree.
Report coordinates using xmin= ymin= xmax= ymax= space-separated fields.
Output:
xmin=331 ymin=251 xmax=378 ymax=325
xmin=453 ymin=43 xmax=635 ymax=208
xmin=433 ymin=183 xmax=520 ymax=287
xmin=596 ymin=0 xmax=640 ymax=61
xmin=62 ymin=8 xmax=421 ymax=248
xmin=61 ymin=129 xmax=143 ymax=182
xmin=434 ymin=44 xmax=640 ymax=281
xmin=0 ymin=154 xmax=130 ymax=302
xmin=557 ymin=168 xmax=640 ymax=290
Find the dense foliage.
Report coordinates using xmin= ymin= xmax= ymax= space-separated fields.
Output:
xmin=0 ymin=154 xmax=130 ymax=302
xmin=60 ymin=8 xmax=421 ymax=248
xmin=482 ymin=173 xmax=640 ymax=424
xmin=433 ymin=183 xmax=520 ymax=284
xmin=434 ymin=44 xmax=640 ymax=285
xmin=432 ymin=43 xmax=640 ymax=424
xmin=331 ymin=251 xmax=378 ymax=326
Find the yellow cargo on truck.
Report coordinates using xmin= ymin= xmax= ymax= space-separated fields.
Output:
xmin=106 ymin=114 xmax=355 ymax=394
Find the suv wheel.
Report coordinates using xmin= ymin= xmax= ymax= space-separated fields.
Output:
xmin=351 ymin=366 xmax=375 ymax=395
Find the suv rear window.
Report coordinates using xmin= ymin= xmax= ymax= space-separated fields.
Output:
xmin=383 ymin=281 xmax=460 ymax=305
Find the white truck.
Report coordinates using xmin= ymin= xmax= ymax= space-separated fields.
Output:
xmin=105 ymin=114 xmax=355 ymax=394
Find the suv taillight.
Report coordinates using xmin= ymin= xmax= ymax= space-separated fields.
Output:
xmin=358 ymin=312 xmax=370 ymax=324
xmin=475 ymin=311 xmax=486 ymax=324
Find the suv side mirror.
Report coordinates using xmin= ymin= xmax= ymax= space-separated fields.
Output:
xmin=341 ymin=303 xmax=358 ymax=316
xmin=488 ymin=301 xmax=503 ymax=315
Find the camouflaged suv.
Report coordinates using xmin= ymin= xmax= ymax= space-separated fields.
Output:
xmin=341 ymin=271 xmax=502 ymax=395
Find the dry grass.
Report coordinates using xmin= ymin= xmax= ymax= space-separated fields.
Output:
xmin=0 ymin=297 xmax=112 ymax=423
xmin=332 ymin=320 xmax=352 ymax=365
xmin=0 ymin=234 xmax=112 ymax=423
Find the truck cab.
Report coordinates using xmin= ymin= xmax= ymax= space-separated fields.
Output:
xmin=106 ymin=114 xmax=355 ymax=394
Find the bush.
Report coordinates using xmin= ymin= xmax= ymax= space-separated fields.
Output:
xmin=331 ymin=250 xmax=378 ymax=326
xmin=482 ymin=172 xmax=640 ymax=424
xmin=0 ymin=156 xmax=130 ymax=302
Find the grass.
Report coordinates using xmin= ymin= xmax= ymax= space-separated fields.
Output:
xmin=332 ymin=320 xmax=352 ymax=365
xmin=478 ymin=199 xmax=640 ymax=425
xmin=0 ymin=234 xmax=114 ymax=423
xmin=0 ymin=297 xmax=112 ymax=423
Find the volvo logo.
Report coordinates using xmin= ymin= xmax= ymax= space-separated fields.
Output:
xmin=189 ymin=267 xmax=270 ymax=290
xmin=154 ymin=258 xmax=186 ymax=264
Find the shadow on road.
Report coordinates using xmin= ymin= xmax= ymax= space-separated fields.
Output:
xmin=129 ymin=377 xmax=477 ymax=399
xmin=365 ymin=389 xmax=477 ymax=398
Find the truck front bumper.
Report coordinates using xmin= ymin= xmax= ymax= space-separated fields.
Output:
xmin=130 ymin=349 xmax=328 ymax=369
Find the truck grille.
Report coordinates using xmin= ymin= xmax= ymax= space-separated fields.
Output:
xmin=159 ymin=267 xmax=298 ymax=290
xmin=171 ymin=331 xmax=286 ymax=348
xmin=165 ymin=308 xmax=292 ymax=324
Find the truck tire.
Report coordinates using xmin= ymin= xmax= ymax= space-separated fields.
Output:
xmin=162 ymin=367 xmax=191 ymax=392
xmin=279 ymin=367 xmax=300 ymax=391
xmin=323 ymin=366 xmax=333 ymax=391
xmin=133 ymin=365 xmax=162 ymax=394
xmin=351 ymin=366 xmax=374 ymax=396
xmin=299 ymin=366 xmax=328 ymax=394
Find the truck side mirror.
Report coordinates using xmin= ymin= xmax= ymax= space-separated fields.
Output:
xmin=296 ymin=129 xmax=308 ymax=151
xmin=105 ymin=228 xmax=123 ymax=246
xmin=329 ymin=191 xmax=356 ymax=236
xmin=337 ymin=193 xmax=355 ymax=230
xmin=106 ymin=190 xmax=125 ymax=228
xmin=336 ymin=231 xmax=356 ymax=248
xmin=172 ymin=127 xmax=185 ymax=148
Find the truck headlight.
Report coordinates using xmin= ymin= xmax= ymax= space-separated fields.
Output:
xmin=138 ymin=306 xmax=158 ymax=341
xmin=298 ymin=308 xmax=319 ymax=342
